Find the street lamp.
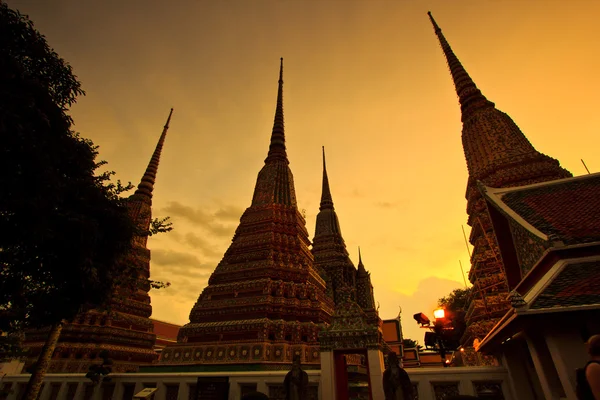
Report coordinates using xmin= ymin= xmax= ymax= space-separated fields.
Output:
xmin=414 ymin=309 xmax=455 ymax=367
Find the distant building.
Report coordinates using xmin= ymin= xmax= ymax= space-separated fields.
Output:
xmin=151 ymin=319 xmax=180 ymax=354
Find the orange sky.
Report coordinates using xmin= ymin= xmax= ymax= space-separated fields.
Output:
xmin=8 ymin=0 xmax=600 ymax=345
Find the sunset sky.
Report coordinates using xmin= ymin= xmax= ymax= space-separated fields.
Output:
xmin=8 ymin=0 xmax=600 ymax=345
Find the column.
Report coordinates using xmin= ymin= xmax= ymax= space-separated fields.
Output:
xmin=545 ymin=330 xmax=588 ymax=400
xmin=256 ymin=380 xmax=269 ymax=396
xmin=228 ymin=378 xmax=240 ymax=400
xmin=366 ymin=349 xmax=385 ymax=400
xmin=55 ymin=382 xmax=68 ymax=400
xmin=319 ymin=351 xmax=335 ymax=400
xmin=38 ymin=382 xmax=52 ymax=400
xmin=176 ymin=382 xmax=189 ymax=400
xmin=526 ymin=333 xmax=563 ymax=400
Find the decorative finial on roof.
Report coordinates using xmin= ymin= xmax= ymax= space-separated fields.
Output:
xmin=320 ymin=146 xmax=334 ymax=210
xmin=134 ymin=108 xmax=173 ymax=202
xmin=427 ymin=12 xmax=495 ymax=122
xmin=508 ymin=290 xmax=526 ymax=309
xmin=265 ymin=58 xmax=288 ymax=163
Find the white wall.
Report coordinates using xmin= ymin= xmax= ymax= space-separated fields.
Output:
xmin=1 ymin=366 xmax=513 ymax=400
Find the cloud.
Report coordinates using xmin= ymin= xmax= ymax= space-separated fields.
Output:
xmin=162 ymin=201 xmax=237 ymax=237
xmin=151 ymin=248 xmax=215 ymax=280
xmin=184 ymin=232 xmax=223 ymax=258
xmin=214 ymin=205 xmax=244 ymax=221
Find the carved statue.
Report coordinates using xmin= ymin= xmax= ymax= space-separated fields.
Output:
xmin=383 ymin=352 xmax=413 ymax=400
xmin=283 ymin=355 xmax=308 ymax=400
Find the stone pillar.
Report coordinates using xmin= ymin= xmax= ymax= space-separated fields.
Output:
xmin=319 ymin=351 xmax=335 ymax=400
xmin=55 ymin=382 xmax=68 ymax=400
xmin=256 ymin=380 xmax=269 ymax=396
xmin=228 ymin=378 xmax=240 ymax=400
xmin=545 ymin=329 xmax=588 ymax=400
xmin=526 ymin=333 xmax=564 ymax=400
xmin=367 ymin=349 xmax=385 ymax=400
xmin=501 ymin=341 xmax=537 ymax=400
xmin=176 ymin=382 xmax=189 ymax=400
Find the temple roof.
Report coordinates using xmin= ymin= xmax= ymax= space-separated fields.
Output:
xmin=529 ymin=260 xmax=600 ymax=310
xmin=481 ymin=173 xmax=600 ymax=245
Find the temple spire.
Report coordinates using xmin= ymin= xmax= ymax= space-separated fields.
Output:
xmin=320 ymin=146 xmax=334 ymax=210
xmin=357 ymin=247 xmax=367 ymax=276
xmin=266 ymin=57 xmax=288 ymax=163
xmin=134 ymin=108 xmax=173 ymax=202
xmin=427 ymin=12 xmax=495 ymax=122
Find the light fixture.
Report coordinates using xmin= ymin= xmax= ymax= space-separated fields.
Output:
xmin=433 ymin=309 xmax=445 ymax=319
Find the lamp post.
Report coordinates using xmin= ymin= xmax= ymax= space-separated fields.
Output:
xmin=413 ymin=309 xmax=454 ymax=367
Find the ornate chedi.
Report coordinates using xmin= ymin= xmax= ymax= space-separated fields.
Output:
xmin=160 ymin=59 xmax=334 ymax=370
xmin=312 ymin=149 xmax=383 ymax=353
xmin=311 ymin=148 xmax=357 ymax=305
xmin=427 ymin=12 xmax=572 ymax=344
xmin=355 ymin=250 xmax=379 ymax=327
xmin=24 ymin=109 xmax=173 ymax=373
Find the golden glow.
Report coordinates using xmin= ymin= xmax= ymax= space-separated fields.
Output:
xmin=7 ymin=0 xmax=600 ymax=344
xmin=433 ymin=309 xmax=446 ymax=319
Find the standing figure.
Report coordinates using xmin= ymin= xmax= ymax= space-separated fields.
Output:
xmin=382 ymin=352 xmax=413 ymax=400
xmin=577 ymin=334 xmax=600 ymax=400
xmin=284 ymin=355 xmax=309 ymax=400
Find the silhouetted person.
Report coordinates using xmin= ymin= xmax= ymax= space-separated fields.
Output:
xmin=383 ymin=352 xmax=413 ymax=400
xmin=577 ymin=334 xmax=600 ymax=400
xmin=241 ymin=392 xmax=269 ymax=400
xmin=284 ymin=355 xmax=308 ymax=400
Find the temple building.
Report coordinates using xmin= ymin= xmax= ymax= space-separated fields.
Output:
xmin=159 ymin=59 xmax=335 ymax=370
xmin=427 ymin=12 xmax=572 ymax=345
xmin=22 ymin=110 xmax=174 ymax=373
xmin=474 ymin=173 xmax=600 ymax=399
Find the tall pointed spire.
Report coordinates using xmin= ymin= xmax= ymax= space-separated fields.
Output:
xmin=265 ymin=57 xmax=287 ymax=164
xmin=427 ymin=12 xmax=494 ymax=122
xmin=251 ymin=59 xmax=297 ymax=206
xmin=320 ymin=146 xmax=334 ymax=210
xmin=427 ymin=12 xmax=572 ymax=348
xmin=357 ymin=247 xmax=367 ymax=276
xmin=134 ymin=108 xmax=173 ymax=202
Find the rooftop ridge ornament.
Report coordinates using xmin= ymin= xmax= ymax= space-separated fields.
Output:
xmin=134 ymin=108 xmax=173 ymax=202
xmin=427 ymin=12 xmax=495 ymax=122
xmin=265 ymin=57 xmax=288 ymax=164
xmin=320 ymin=146 xmax=334 ymax=210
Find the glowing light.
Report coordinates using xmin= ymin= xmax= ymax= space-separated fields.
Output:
xmin=433 ymin=309 xmax=445 ymax=319
xmin=460 ymin=348 xmax=465 ymax=352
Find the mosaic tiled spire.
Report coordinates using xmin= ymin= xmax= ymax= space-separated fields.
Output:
xmin=428 ymin=12 xmax=571 ymax=345
xmin=25 ymin=109 xmax=174 ymax=373
xmin=312 ymin=147 xmax=357 ymax=305
xmin=427 ymin=12 xmax=570 ymax=183
xmin=355 ymin=248 xmax=376 ymax=312
xmin=169 ymin=61 xmax=333 ymax=368
xmin=133 ymin=108 xmax=173 ymax=203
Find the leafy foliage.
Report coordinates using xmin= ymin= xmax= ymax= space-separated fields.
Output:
xmin=0 ymin=3 xmax=170 ymax=334
xmin=402 ymin=338 xmax=423 ymax=350
xmin=437 ymin=287 xmax=472 ymax=346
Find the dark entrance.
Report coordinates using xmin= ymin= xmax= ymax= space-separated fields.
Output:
xmin=334 ymin=349 xmax=372 ymax=400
